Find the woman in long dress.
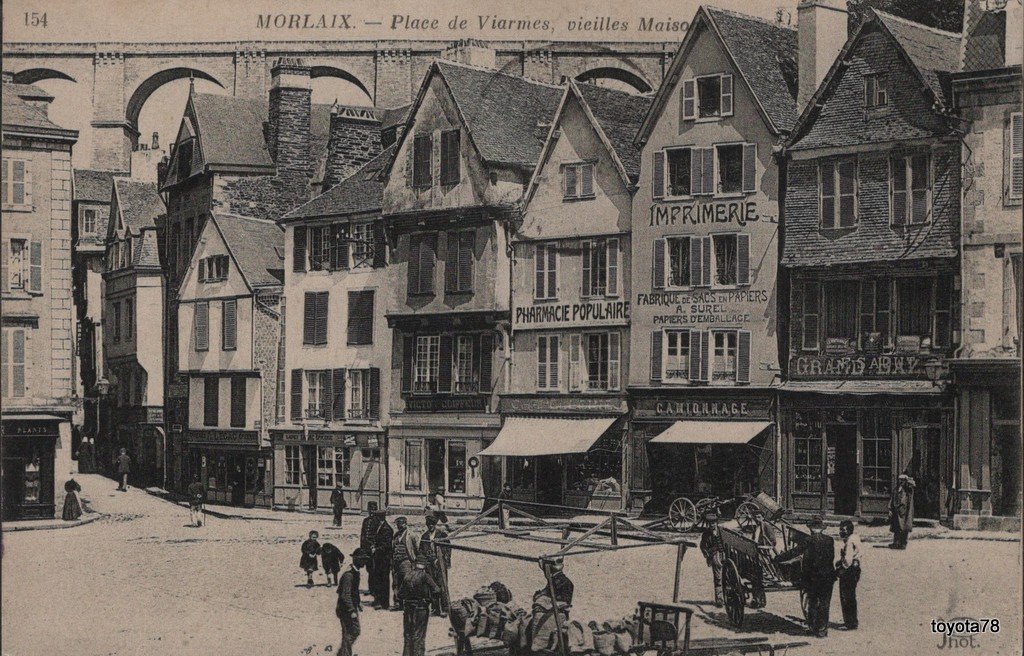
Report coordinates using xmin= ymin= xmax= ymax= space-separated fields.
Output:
xmin=62 ymin=478 xmax=83 ymax=521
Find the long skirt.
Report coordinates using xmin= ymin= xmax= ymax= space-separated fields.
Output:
xmin=62 ymin=491 xmax=83 ymax=521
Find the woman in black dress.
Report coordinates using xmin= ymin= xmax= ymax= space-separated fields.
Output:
xmin=62 ymin=479 xmax=83 ymax=521
xmin=299 ymin=530 xmax=321 ymax=587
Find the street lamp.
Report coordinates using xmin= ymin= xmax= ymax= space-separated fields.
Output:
xmin=923 ymin=358 xmax=947 ymax=386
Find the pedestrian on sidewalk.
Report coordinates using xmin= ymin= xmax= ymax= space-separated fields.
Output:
xmin=371 ymin=509 xmax=394 ymax=609
xmin=420 ymin=514 xmax=451 ymax=616
xmin=187 ymin=475 xmax=206 ymax=527
xmin=337 ymin=548 xmax=369 ymax=656
xmin=391 ymin=516 xmax=418 ymax=610
xmin=835 ymin=520 xmax=861 ymax=630
xmin=699 ymin=511 xmax=724 ymax=607
xmin=360 ymin=509 xmax=382 ymax=592
xmin=776 ymin=515 xmax=835 ymax=638
xmin=321 ymin=542 xmax=345 ymax=586
xmin=889 ymin=473 xmax=915 ymax=549
xmin=300 ymin=530 xmax=322 ymax=587
xmin=400 ymin=551 xmax=442 ymax=656
xmin=426 ymin=489 xmax=449 ymax=526
xmin=331 ymin=484 xmax=347 ymax=527
xmin=62 ymin=478 xmax=83 ymax=521
xmin=116 ymin=448 xmax=132 ymax=491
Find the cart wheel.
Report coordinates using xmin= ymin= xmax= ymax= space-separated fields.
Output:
xmin=668 ymin=497 xmax=697 ymax=532
xmin=722 ymin=559 xmax=745 ymax=627
xmin=736 ymin=502 xmax=761 ymax=531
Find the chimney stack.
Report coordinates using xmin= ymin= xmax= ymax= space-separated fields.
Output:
xmin=797 ymin=0 xmax=849 ymax=111
xmin=268 ymin=57 xmax=312 ymax=180
xmin=322 ymin=106 xmax=382 ymax=191
xmin=443 ymin=39 xmax=497 ymax=69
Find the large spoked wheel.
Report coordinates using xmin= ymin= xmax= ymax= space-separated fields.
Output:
xmin=735 ymin=501 xmax=761 ymax=531
xmin=722 ymin=559 xmax=745 ymax=627
xmin=668 ymin=497 xmax=697 ymax=532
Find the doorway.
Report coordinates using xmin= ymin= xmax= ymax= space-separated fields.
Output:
xmin=426 ymin=439 xmax=446 ymax=498
xmin=826 ymin=423 xmax=858 ymax=516
xmin=536 ymin=456 xmax=563 ymax=506
xmin=911 ymin=426 xmax=941 ymax=519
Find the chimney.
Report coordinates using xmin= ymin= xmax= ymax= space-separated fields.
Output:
xmin=443 ymin=39 xmax=497 ymax=69
xmin=1006 ymin=0 xmax=1023 ymax=67
xmin=322 ymin=105 xmax=382 ymax=191
xmin=797 ymin=0 xmax=849 ymax=110
xmin=268 ymin=57 xmax=312 ymax=180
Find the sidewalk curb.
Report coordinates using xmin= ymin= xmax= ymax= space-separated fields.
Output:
xmin=2 ymin=512 xmax=104 ymax=533
xmin=142 ymin=487 xmax=288 ymax=522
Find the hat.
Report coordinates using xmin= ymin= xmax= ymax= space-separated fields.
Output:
xmin=808 ymin=515 xmax=825 ymax=529
xmin=425 ymin=514 xmax=439 ymax=526
xmin=396 ymin=515 xmax=408 ymax=525
xmin=309 ymin=530 xmax=320 ymax=538
xmin=352 ymin=547 xmax=371 ymax=562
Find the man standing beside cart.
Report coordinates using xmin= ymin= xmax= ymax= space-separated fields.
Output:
xmin=775 ymin=516 xmax=835 ymax=638
xmin=420 ymin=514 xmax=451 ymax=616
xmin=699 ymin=511 xmax=725 ymax=607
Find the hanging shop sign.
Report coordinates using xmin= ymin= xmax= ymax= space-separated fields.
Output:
xmin=514 ymin=300 xmax=629 ymax=329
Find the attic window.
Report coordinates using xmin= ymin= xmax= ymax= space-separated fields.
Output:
xmin=199 ymin=254 xmax=229 ymax=283
xmin=865 ymin=74 xmax=887 ymax=108
xmin=177 ymin=140 xmax=194 ymax=181
xmin=682 ymin=74 xmax=734 ymax=121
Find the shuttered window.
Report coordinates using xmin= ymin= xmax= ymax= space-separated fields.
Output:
xmin=1 ymin=328 xmax=27 ymax=398
xmin=330 ymin=223 xmax=350 ymax=271
xmin=230 ymin=375 xmax=246 ymax=428
xmin=681 ymin=79 xmax=696 ymax=121
xmin=222 ymin=299 xmax=237 ymax=351
xmin=303 ymin=292 xmax=329 ymax=346
xmin=664 ymin=330 xmax=690 ymax=383
xmin=535 ymin=243 xmax=557 ymax=300
xmin=801 ymin=281 xmax=821 ymax=352
xmin=537 ymin=334 xmax=560 ymax=391
xmin=440 ymin=129 xmax=461 ymax=185
xmin=563 ymin=162 xmax=595 ymax=199
xmin=1 ymin=158 xmax=31 ymax=208
xmin=445 ymin=230 xmax=474 ymax=293
xmin=203 ymin=376 xmax=219 ymax=427
xmin=666 ymin=148 xmax=692 ymax=197
xmin=413 ymin=335 xmax=440 ymax=393
xmin=689 ymin=148 xmax=715 ymax=196
xmin=293 ymin=225 xmax=307 ymax=272
xmin=891 ymin=153 xmax=931 ymax=225
xmin=582 ymin=238 xmax=618 ymax=298
xmin=413 ymin=134 xmax=433 ymax=188
xmin=652 ymin=150 xmax=666 ymax=199
xmin=1009 ymin=112 xmax=1023 ymax=201
xmin=684 ymin=74 xmax=733 ymax=120
xmin=290 ymin=369 xmax=304 ymax=421
xmin=346 ymin=290 xmax=374 ymax=346
xmin=820 ymin=158 xmax=858 ymax=228
xmin=650 ymin=331 xmax=663 ymax=382
xmin=195 ymin=301 xmax=209 ymax=351
xmin=578 ymin=331 xmax=621 ymax=391
xmin=408 ymin=234 xmax=436 ymax=295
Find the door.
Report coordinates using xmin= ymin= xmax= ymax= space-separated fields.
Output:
xmin=426 ymin=439 xmax=446 ymax=499
xmin=825 ymin=423 xmax=858 ymax=516
xmin=303 ymin=445 xmax=317 ymax=509
xmin=2 ymin=457 xmax=25 ymax=521
xmin=536 ymin=456 xmax=563 ymax=506
xmin=911 ymin=426 xmax=940 ymax=519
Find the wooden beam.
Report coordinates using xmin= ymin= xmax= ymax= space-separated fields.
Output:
xmin=445 ymin=504 xmax=499 ymax=540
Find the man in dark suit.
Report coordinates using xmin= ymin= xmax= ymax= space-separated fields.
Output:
xmin=776 ymin=515 xmax=836 ymax=637
xmin=336 ymin=548 xmax=369 ymax=656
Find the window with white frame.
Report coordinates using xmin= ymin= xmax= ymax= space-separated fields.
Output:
xmin=712 ymin=330 xmax=738 ymax=381
xmin=681 ymin=74 xmax=733 ymax=121
xmin=891 ymin=152 xmax=931 ymax=225
xmin=537 ymin=334 xmax=560 ymax=391
xmin=285 ymin=445 xmax=304 ymax=485
xmin=713 ymin=234 xmax=738 ymax=286
xmin=317 ymin=446 xmax=351 ymax=487
xmin=864 ymin=74 xmax=888 ymax=108
xmin=820 ymin=158 xmax=859 ymax=229
xmin=582 ymin=238 xmax=619 ymax=298
xmin=667 ymin=236 xmax=691 ymax=288
xmin=351 ymin=222 xmax=374 ymax=268
xmin=563 ymin=162 xmax=595 ymax=199
xmin=6 ymin=239 xmax=28 ymax=290
xmin=453 ymin=335 xmax=477 ymax=393
xmin=414 ymin=335 xmax=440 ymax=393
xmin=535 ymin=243 xmax=557 ymax=300
xmin=306 ymin=370 xmax=330 ymax=419
xmin=309 ymin=225 xmax=332 ymax=271
xmin=1 ymin=158 xmax=30 ymax=208
xmin=348 ymin=369 xmax=369 ymax=419
xmin=583 ymin=332 xmax=620 ymax=391
xmin=666 ymin=147 xmax=692 ymax=197
xmin=664 ymin=330 xmax=690 ymax=382
xmin=82 ymin=209 xmax=98 ymax=236
xmin=404 ymin=440 xmax=423 ymax=490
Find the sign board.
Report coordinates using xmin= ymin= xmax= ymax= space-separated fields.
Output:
xmin=405 ymin=395 xmax=488 ymax=413
xmin=789 ymin=354 xmax=926 ymax=379
xmin=1 ymin=420 xmax=61 ymax=437
xmin=277 ymin=431 xmax=381 ymax=448
xmin=648 ymin=200 xmax=769 ymax=228
xmin=514 ymin=300 xmax=629 ymax=329
xmin=633 ymin=395 xmax=772 ymax=420
xmin=185 ymin=430 xmax=260 ymax=445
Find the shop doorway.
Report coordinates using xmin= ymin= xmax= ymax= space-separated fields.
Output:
xmin=911 ymin=426 xmax=941 ymax=519
xmin=230 ymin=462 xmax=246 ymax=506
xmin=826 ymin=423 xmax=858 ymax=516
xmin=303 ymin=445 xmax=318 ymax=510
xmin=536 ymin=456 xmax=563 ymax=506
xmin=426 ymin=439 xmax=446 ymax=497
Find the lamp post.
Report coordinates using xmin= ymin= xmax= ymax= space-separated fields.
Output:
xmin=923 ymin=358 xmax=947 ymax=386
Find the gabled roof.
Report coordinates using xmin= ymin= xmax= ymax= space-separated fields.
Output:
xmin=113 ymin=179 xmax=164 ymax=235
xmin=281 ymin=145 xmax=396 ymax=223
xmin=189 ymin=93 xmax=275 ymax=169
xmin=574 ymin=82 xmax=652 ymax=181
xmin=74 ymin=169 xmax=120 ymax=203
xmin=131 ymin=229 xmax=162 ymax=268
xmin=4 ymin=82 xmax=54 ymax=102
xmin=637 ymin=6 xmax=798 ymax=144
xmin=1 ymin=84 xmax=76 ymax=140
xmin=211 ymin=213 xmax=284 ymax=288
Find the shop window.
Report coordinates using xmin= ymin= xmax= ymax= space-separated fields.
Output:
xmin=447 ymin=441 xmax=466 ymax=494
xmin=864 ymin=74 xmax=887 ymax=108
xmin=453 ymin=335 xmax=477 ymax=394
xmin=303 ymin=292 xmax=329 ymax=346
xmin=346 ymin=290 xmax=374 ymax=346
xmin=716 ymin=144 xmax=744 ymax=194
xmin=711 ymin=330 xmax=738 ymax=381
xmin=285 ymin=445 xmax=303 ymax=485
xmin=317 ymin=446 xmax=351 ymax=488
xmin=1 ymin=158 xmax=30 ymax=208
xmin=823 ymin=280 xmax=859 ymax=349
xmin=582 ymin=238 xmax=619 ymax=298
xmin=891 ymin=153 xmax=931 ymax=226
xmin=509 ymin=457 xmax=533 ymax=494
xmin=305 ymin=370 xmax=330 ymax=419
xmin=194 ymin=301 xmax=208 ymax=351
xmin=535 ymin=243 xmax=557 ymax=300
xmin=537 ymin=334 xmax=560 ymax=391
xmin=793 ymin=412 xmax=823 ymax=493
xmin=414 ymin=335 xmax=440 ymax=393
xmin=666 ymin=148 xmax=692 ymax=197
xmin=666 ymin=236 xmax=691 ymax=288
xmin=664 ymin=330 xmax=690 ymax=382
xmin=861 ymin=411 xmax=892 ymax=496
xmin=820 ymin=158 xmax=858 ymax=229
xmin=404 ymin=440 xmax=423 ymax=490
xmin=440 ymin=129 xmax=461 ymax=186
xmin=413 ymin=134 xmax=432 ymax=188
xmin=445 ymin=230 xmax=474 ymax=294
xmin=563 ymin=162 xmax=595 ymax=199
xmin=1 ymin=328 xmax=27 ymax=398
xmin=203 ymin=377 xmax=219 ymax=427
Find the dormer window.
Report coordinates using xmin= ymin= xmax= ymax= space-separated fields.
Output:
xmin=865 ymin=74 xmax=887 ymax=108
xmin=81 ymin=209 xmax=97 ymax=236
xmin=682 ymin=74 xmax=734 ymax=121
xmin=177 ymin=140 xmax=194 ymax=181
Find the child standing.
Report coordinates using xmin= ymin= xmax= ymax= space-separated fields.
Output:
xmin=321 ymin=542 xmax=345 ymax=586
xmin=300 ymin=530 xmax=322 ymax=587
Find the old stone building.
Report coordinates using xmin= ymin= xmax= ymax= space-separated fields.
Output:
xmin=1 ymin=81 xmax=79 ymax=520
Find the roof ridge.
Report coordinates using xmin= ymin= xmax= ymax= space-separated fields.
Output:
xmin=574 ymin=80 xmax=654 ymax=100
xmin=704 ymin=5 xmax=797 ymax=32
xmin=435 ymin=58 xmax=564 ymax=89
xmin=873 ymin=9 xmax=962 ymax=38
xmin=214 ymin=211 xmax=281 ymax=225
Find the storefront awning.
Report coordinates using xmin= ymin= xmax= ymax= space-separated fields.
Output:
xmin=479 ymin=416 xmax=618 ymax=457
xmin=650 ymin=420 xmax=772 ymax=445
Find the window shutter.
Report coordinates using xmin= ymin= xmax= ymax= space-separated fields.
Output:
xmin=549 ymin=335 xmax=560 ymax=389
xmin=701 ymin=237 xmax=712 ymax=288
xmin=702 ymin=148 xmax=715 ymax=195
xmin=537 ymin=336 xmax=548 ymax=390
xmin=569 ymin=334 xmax=581 ymax=391
xmin=230 ymin=376 xmax=246 ymax=428
xmin=196 ymin=302 xmax=209 ymax=350
xmin=198 ymin=259 xmax=207 ymax=283
xmin=408 ymin=236 xmax=421 ymax=293
xmin=891 ymin=157 xmax=908 ymax=226
xmin=581 ymin=163 xmax=594 ymax=197
xmin=459 ymin=231 xmax=474 ymax=292
xmin=372 ymin=222 xmax=387 ymax=268
xmin=479 ymin=332 xmax=495 ymax=393
xmin=564 ymin=165 xmax=578 ymax=199
xmin=533 ymin=244 xmax=543 ymax=298
xmin=23 ymin=166 xmax=32 ymax=207
xmin=689 ymin=329 xmax=702 ymax=381
xmin=303 ymin=293 xmax=315 ymax=345
xmin=315 ymin=292 xmax=329 ymax=346
xmin=29 ymin=241 xmax=42 ymax=293
xmin=1 ymin=241 xmax=8 ymax=294
xmin=204 ymin=376 xmax=220 ymax=427
xmin=699 ymin=331 xmax=710 ymax=381
xmin=606 ymin=237 xmax=619 ymax=297
xmin=334 ymin=223 xmax=350 ymax=270
xmin=581 ymin=240 xmax=593 ymax=297
xmin=652 ymin=151 xmax=665 ymax=200
xmin=650 ymin=330 xmax=663 ymax=381
xmin=547 ymin=246 xmax=557 ymax=298
xmin=682 ymin=79 xmax=696 ymax=120
xmin=369 ymin=367 xmax=381 ymax=419
xmin=346 ymin=291 xmax=374 ymax=346
xmin=736 ymin=234 xmax=750 ymax=285
xmin=291 ymin=369 xmax=303 ymax=421
xmin=790 ymin=282 xmax=805 ymax=352
xmin=12 ymin=330 xmax=26 ymax=396
xmin=293 ymin=226 xmax=307 ymax=273
xmin=1 ymin=330 xmax=8 ymax=395
xmin=222 ymin=299 xmax=237 ymax=350
xmin=1010 ymin=112 xmax=1023 ymax=199
xmin=445 ymin=232 xmax=459 ymax=293
xmin=421 ymin=234 xmax=436 ymax=294
xmin=402 ymin=335 xmax=414 ymax=394
xmin=742 ymin=144 xmax=757 ymax=193
xmin=333 ymin=368 xmax=347 ymax=421
xmin=438 ymin=333 xmax=453 ymax=393
xmin=690 ymin=146 xmax=703 ymax=196
xmin=721 ymin=74 xmax=734 ymax=117
xmin=608 ymin=331 xmax=621 ymax=390
xmin=652 ymin=238 xmax=666 ymax=290
xmin=689 ymin=236 xmax=703 ymax=287
xmin=737 ymin=330 xmax=751 ymax=384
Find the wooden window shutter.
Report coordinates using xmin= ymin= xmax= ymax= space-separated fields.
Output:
xmin=346 ymin=290 xmax=374 ymax=346
xmin=650 ymin=330 xmax=663 ymax=381
xmin=689 ymin=237 xmax=703 ymax=287
xmin=581 ymin=240 xmax=593 ymax=297
xmin=222 ymin=299 xmax=237 ymax=350
xmin=690 ymin=147 xmax=703 ymax=196
xmin=1 ymin=241 xmax=8 ymax=294
xmin=737 ymin=330 xmax=751 ymax=383
xmin=701 ymin=236 xmax=712 ymax=288
xmin=445 ymin=232 xmax=459 ymax=293
xmin=736 ymin=234 xmax=751 ymax=285
xmin=372 ymin=222 xmax=387 ymax=268
xmin=369 ymin=367 xmax=381 ymax=419
xmin=563 ymin=165 xmax=578 ymax=199
xmin=402 ymin=335 xmax=414 ymax=394
xmin=479 ymin=332 xmax=495 ymax=393
xmin=652 ymin=151 xmax=665 ymax=200
xmin=438 ymin=333 xmax=454 ymax=393
xmin=702 ymin=148 xmax=715 ymax=195
xmin=699 ymin=331 xmax=710 ymax=381
xmin=742 ymin=144 xmax=757 ymax=193
xmin=682 ymin=79 xmax=696 ymax=120
xmin=689 ymin=329 xmax=702 ymax=381
xmin=198 ymin=259 xmax=207 ymax=283
xmin=230 ymin=376 xmax=246 ymax=427
xmin=29 ymin=241 xmax=42 ymax=293
xmin=315 ymin=292 xmax=329 ymax=346
xmin=1009 ymin=112 xmax=1023 ymax=199
xmin=303 ymin=293 xmax=316 ymax=345
xmin=606 ymin=238 xmax=619 ymax=297
xmin=891 ymin=157 xmax=908 ymax=225
xmin=293 ymin=226 xmax=307 ymax=273
xmin=204 ymin=376 xmax=219 ymax=426
xmin=721 ymin=74 xmax=734 ymax=117
xmin=790 ymin=281 xmax=805 ymax=353
xmin=569 ymin=333 xmax=582 ymax=391
xmin=291 ymin=369 xmax=304 ymax=421
xmin=196 ymin=302 xmax=209 ymax=350
xmin=459 ymin=231 xmax=474 ymax=292
xmin=332 ymin=369 xmax=347 ymax=421
xmin=420 ymin=234 xmax=436 ymax=294
xmin=653 ymin=238 xmax=666 ymax=290
xmin=581 ymin=162 xmax=594 ymax=197
xmin=23 ymin=163 xmax=32 ymax=207
xmin=1 ymin=330 xmax=8 ymax=395
xmin=408 ymin=236 xmax=421 ymax=293
xmin=608 ymin=331 xmax=621 ymax=390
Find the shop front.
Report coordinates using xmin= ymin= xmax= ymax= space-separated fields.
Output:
xmin=185 ymin=430 xmax=273 ymax=508
xmin=628 ymin=392 xmax=777 ymax=516
xmin=272 ymin=429 xmax=384 ymax=513
xmin=780 ymin=382 xmax=953 ymax=519
xmin=1 ymin=415 xmax=66 ymax=521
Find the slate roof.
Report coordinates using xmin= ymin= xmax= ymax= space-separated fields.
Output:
xmin=875 ymin=11 xmax=961 ymax=104
xmin=575 ymin=83 xmax=652 ymax=181
xmin=961 ymin=6 xmax=1008 ymax=72
xmin=4 ymin=82 xmax=54 ymax=102
xmin=74 ymin=169 xmax=119 ymax=203
xmin=114 ymin=179 xmax=165 ymax=234
xmin=705 ymin=7 xmax=799 ymax=133
xmin=281 ymin=145 xmax=395 ymax=222
xmin=132 ymin=229 xmax=162 ymax=268
xmin=381 ymin=104 xmax=412 ymax=129
xmin=190 ymin=93 xmax=275 ymax=169
xmin=1 ymin=84 xmax=76 ymax=138
xmin=212 ymin=213 xmax=284 ymax=287
xmin=434 ymin=61 xmax=563 ymax=168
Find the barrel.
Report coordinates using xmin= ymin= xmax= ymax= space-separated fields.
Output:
xmin=752 ymin=492 xmax=785 ymax=521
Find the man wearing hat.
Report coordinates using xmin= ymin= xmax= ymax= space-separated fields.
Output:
xmin=699 ymin=511 xmax=725 ymax=607
xmin=889 ymin=473 xmax=915 ymax=549
xmin=534 ymin=558 xmax=574 ymax=606
xmin=776 ymin=515 xmax=836 ymax=638
xmin=392 ymin=516 xmax=419 ymax=610
xmin=370 ymin=509 xmax=394 ymax=609
xmin=336 ymin=548 xmax=370 ymax=656
xmin=400 ymin=551 xmax=442 ymax=656
xmin=420 ymin=514 xmax=451 ymax=616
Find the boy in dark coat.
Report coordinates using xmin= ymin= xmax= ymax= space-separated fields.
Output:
xmin=331 ymin=484 xmax=347 ymax=527
xmin=321 ymin=542 xmax=345 ymax=586
xmin=337 ymin=549 xmax=370 ymax=656
xmin=300 ymin=530 xmax=321 ymax=587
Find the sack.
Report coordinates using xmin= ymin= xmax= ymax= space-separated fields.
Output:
xmin=473 ymin=612 xmax=490 ymax=639
xmin=593 ymin=631 xmax=617 ymax=656
xmin=486 ymin=603 xmax=511 ymax=639
xmin=474 ymin=586 xmax=498 ymax=607
xmin=502 ymin=617 xmax=522 ymax=645
xmin=489 ymin=581 xmax=513 ymax=604
xmin=449 ymin=598 xmax=479 ymax=635
xmin=614 ymin=631 xmax=633 ymax=654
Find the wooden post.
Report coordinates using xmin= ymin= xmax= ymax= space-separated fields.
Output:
xmin=498 ymin=500 xmax=507 ymax=531
xmin=672 ymin=543 xmax=685 ymax=603
xmin=544 ymin=559 xmax=569 ymax=656
xmin=610 ymin=514 xmax=619 ymax=546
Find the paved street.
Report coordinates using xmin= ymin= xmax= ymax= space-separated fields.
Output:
xmin=1 ymin=474 xmax=1020 ymax=656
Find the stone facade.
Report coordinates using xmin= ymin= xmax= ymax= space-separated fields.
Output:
xmin=322 ymin=108 xmax=382 ymax=190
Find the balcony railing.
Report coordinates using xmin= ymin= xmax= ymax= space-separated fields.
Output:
xmin=413 ymin=381 xmax=437 ymax=394
xmin=453 ymin=380 xmax=480 ymax=394
xmin=347 ymin=406 xmax=371 ymax=420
